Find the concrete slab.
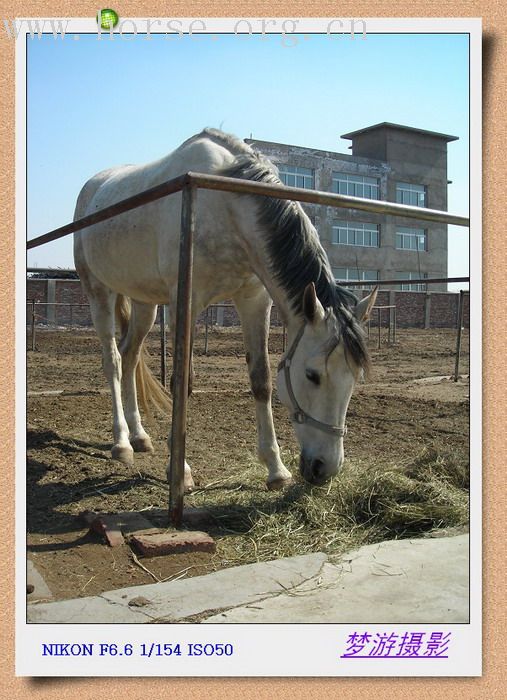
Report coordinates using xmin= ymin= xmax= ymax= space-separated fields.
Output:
xmin=27 ymin=595 xmax=153 ymax=624
xmin=27 ymin=553 xmax=326 ymax=624
xmin=204 ymin=535 xmax=469 ymax=624
xmin=27 ymin=560 xmax=53 ymax=603
xmin=27 ymin=536 xmax=469 ymax=625
xmin=101 ymin=552 xmax=328 ymax=623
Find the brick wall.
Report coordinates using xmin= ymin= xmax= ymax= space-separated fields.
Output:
xmin=27 ymin=279 xmax=91 ymax=326
xmin=26 ymin=280 xmax=48 ymax=325
xmin=54 ymin=280 xmax=92 ymax=326
xmin=429 ymin=292 xmax=470 ymax=329
xmin=392 ymin=291 xmax=427 ymax=329
xmin=356 ymin=289 xmax=469 ymax=329
xmin=194 ymin=304 xmax=284 ymax=328
xmin=27 ymin=279 xmax=470 ymax=330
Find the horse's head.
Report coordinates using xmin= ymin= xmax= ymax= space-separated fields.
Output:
xmin=277 ymin=282 xmax=377 ymax=486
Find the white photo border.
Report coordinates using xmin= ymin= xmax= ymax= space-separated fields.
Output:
xmin=17 ymin=16 xmax=481 ymax=677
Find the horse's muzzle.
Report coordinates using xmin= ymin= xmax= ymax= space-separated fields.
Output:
xmin=299 ymin=455 xmax=335 ymax=486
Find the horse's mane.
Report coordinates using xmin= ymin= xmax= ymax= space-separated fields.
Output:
xmin=209 ymin=130 xmax=370 ymax=372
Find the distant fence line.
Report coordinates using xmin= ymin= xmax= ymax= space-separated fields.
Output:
xmin=26 ymin=277 xmax=470 ymax=331
xmin=26 ymin=294 xmax=469 ymax=381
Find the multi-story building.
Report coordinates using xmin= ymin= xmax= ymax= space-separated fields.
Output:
xmin=247 ymin=122 xmax=458 ymax=291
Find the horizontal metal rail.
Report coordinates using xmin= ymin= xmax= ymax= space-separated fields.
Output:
xmin=25 ymin=301 xmax=89 ymax=306
xmin=27 ymin=268 xmax=78 ymax=274
xmin=186 ymin=172 xmax=470 ymax=227
xmin=27 ymin=273 xmax=470 ymax=288
xmin=27 ymin=173 xmax=190 ymax=250
xmin=339 ymin=276 xmax=470 ymax=287
xmin=27 ymin=171 xmax=469 ymax=251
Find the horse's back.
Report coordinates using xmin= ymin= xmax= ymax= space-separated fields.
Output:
xmin=77 ymin=130 xmax=244 ymax=215
xmin=73 ymin=130 xmax=262 ymax=305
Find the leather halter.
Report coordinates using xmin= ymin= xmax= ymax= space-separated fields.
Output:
xmin=277 ymin=324 xmax=347 ymax=437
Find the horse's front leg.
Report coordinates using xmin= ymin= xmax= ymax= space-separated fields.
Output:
xmin=234 ymin=289 xmax=292 ymax=490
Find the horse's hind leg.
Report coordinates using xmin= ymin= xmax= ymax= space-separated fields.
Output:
xmin=88 ymin=288 xmax=133 ymax=465
xmin=119 ymin=300 xmax=158 ymax=453
xmin=234 ymin=286 xmax=292 ymax=490
xmin=166 ymin=303 xmax=195 ymax=493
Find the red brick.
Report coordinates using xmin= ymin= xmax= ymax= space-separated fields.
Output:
xmin=80 ymin=510 xmax=158 ymax=547
xmin=129 ymin=530 xmax=216 ymax=557
xmin=84 ymin=514 xmax=125 ymax=547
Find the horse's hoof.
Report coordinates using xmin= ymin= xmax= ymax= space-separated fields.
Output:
xmin=112 ymin=445 xmax=135 ymax=465
xmin=165 ymin=472 xmax=195 ymax=493
xmin=266 ymin=476 xmax=293 ymax=491
xmin=130 ymin=436 xmax=154 ymax=453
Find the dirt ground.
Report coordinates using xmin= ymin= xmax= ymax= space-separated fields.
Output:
xmin=27 ymin=324 xmax=470 ymax=602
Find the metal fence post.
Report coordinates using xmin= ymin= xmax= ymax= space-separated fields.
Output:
xmin=204 ymin=307 xmax=209 ymax=356
xmin=168 ymin=183 xmax=196 ymax=527
xmin=454 ymin=290 xmax=465 ymax=382
xmin=160 ymin=305 xmax=167 ymax=388
xmin=30 ymin=300 xmax=36 ymax=351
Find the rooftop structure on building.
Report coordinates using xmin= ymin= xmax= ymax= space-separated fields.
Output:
xmin=246 ymin=122 xmax=458 ymax=292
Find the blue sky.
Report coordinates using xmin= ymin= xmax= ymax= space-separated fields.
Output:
xmin=27 ymin=32 xmax=469 ymax=282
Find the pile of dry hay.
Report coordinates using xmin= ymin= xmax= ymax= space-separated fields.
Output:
xmin=187 ymin=447 xmax=469 ymax=568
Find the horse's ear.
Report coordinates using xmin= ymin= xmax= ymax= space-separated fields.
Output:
xmin=355 ymin=287 xmax=378 ymax=323
xmin=303 ymin=283 xmax=326 ymax=324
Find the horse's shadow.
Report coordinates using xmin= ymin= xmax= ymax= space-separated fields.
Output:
xmin=26 ymin=426 xmax=166 ymax=545
xmin=27 ymin=428 xmax=111 ymax=457
xmin=26 ymin=426 xmax=302 ymax=547
xmin=26 ymin=456 xmax=170 ymax=546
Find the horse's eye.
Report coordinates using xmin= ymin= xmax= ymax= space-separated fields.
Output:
xmin=305 ymin=369 xmax=320 ymax=385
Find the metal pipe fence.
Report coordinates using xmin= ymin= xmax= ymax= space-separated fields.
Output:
xmin=367 ymin=306 xmax=397 ymax=350
xmin=27 ymin=170 xmax=470 ymax=527
xmin=26 ymin=301 xmax=92 ymax=343
xmin=454 ymin=290 xmax=467 ymax=382
xmin=29 ymin=295 xmax=466 ymax=363
xmin=27 ymin=271 xmax=470 ymax=289
xmin=27 ymin=298 xmax=286 ymax=350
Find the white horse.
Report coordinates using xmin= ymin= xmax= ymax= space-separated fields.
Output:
xmin=74 ymin=129 xmax=377 ymax=490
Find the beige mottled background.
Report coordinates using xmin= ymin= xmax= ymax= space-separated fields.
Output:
xmin=1 ymin=1 xmax=504 ymax=697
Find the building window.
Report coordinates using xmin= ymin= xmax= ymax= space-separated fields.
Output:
xmin=332 ymin=173 xmax=380 ymax=199
xmin=278 ymin=164 xmax=314 ymax=189
xmin=333 ymin=267 xmax=379 ymax=289
xmin=397 ymin=272 xmax=428 ymax=292
xmin=396 ymin=182 xmax=426 ymax=207
xmin=332 ymin=221 xmax=380 ymax=247
xmin=396 ymin=226 xmax=427 ymax=251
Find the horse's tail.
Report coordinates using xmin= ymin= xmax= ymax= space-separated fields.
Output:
xmin=115 ymin=295 xmax=172 ymax=416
